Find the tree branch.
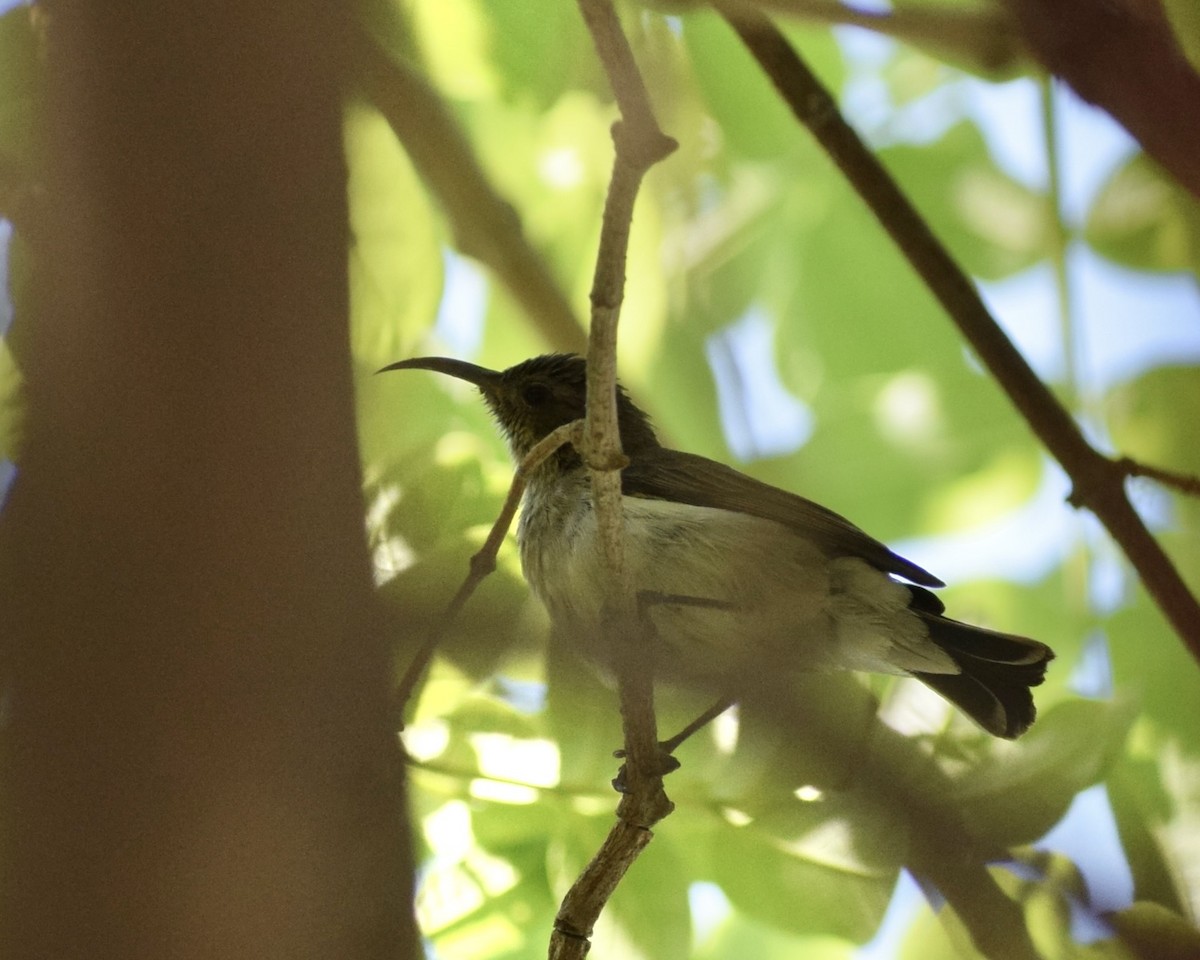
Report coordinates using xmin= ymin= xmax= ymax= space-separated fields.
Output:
xmin=1114 ymin=457 xmax=1200 ymax=499
xmin=1000 ymin=0 xmax=1200 ymax=202
xmin=548 ymin=3 xmax=678 ymax=958
xmin=389 ymin=419 xmax=585 ymax=728
xmin=722 ymin=8 xmax=1200 ymax=664
xmin=722 ymin=0 xmax=1026 ymax=75
xmin=352 ymin=30 xmax=587 ymax=354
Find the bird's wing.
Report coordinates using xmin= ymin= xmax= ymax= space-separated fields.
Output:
xmin=621 ymin=448 xmax=944 ymax=587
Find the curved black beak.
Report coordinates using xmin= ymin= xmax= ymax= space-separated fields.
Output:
xmin=376 ymin=356 xmax=503 ymax=390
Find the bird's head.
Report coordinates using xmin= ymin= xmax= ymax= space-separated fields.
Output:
xmin=378 ymin=353 xmax=657 ymax=463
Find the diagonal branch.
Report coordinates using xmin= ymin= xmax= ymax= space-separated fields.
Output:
xmin=389 ymin=419 xmax=585 ymax=728
xmin=722 ymin=8 xmax=1200 ymax=665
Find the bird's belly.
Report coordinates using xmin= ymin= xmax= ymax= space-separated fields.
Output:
xmin=519 ymin=497 xmax=851 ymax=681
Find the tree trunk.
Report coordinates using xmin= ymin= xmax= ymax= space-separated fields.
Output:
xmin=0 ymin=3 xmax=418 ymax=957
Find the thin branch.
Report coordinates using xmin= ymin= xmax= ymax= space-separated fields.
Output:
xmin=720 ymin=0 xmax=1026 ymax=75
xmin=1115 ymin=457 xmax=1200 ymax=499
xmin=389 ymin=419 xmax=585 ymax=728
xmin=548 ymin=3 xmax=678 ymax=958
xmin=721 ymin=8 xmax=1200 ymax=665
xmin=352 ymin=29 xmax=587 ymax=354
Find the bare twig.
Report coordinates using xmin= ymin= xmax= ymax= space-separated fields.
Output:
xmin=1115 ymin=457 xmax=1200 ymax=499
xmin=390 ymin=419 xmax=585 ymax=728
xmin=548 ymin=3 xmax=678 ymax=958
xmin=719 ymin=0 xmax=1026 ymax=75
xmin=352 ymin=29 xmax=587 ymax=354
xmin=722 ymin=8 xmax=1200 ymax=665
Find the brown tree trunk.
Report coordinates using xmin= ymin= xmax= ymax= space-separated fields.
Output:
xmin=0 ymin=3 xmax=418 ymax=957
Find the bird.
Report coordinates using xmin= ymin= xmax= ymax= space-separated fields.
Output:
xmin=380 ymin=353 xmax=1053 ymax=739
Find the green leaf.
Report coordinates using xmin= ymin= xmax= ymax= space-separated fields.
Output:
xmin=345 ymin=99 xmax=444 ymax=368
xmin=1108 ymin=593 xmax=1200 ymax=753
xmin=948 ymin=699 xmax=1137 ymax=847
xmin=1109 ymin=901 xmax=1200 ymax=960
xmin=0 ymin=335 xmax=23 ymax=462
xmin=681 ymin=11 xmax=843 ymax=161
xmin=697 ymin=912 xmax=856 ymax=960
xmin=1084 ymin=154 xmax=1200 ymax=273
xmin=882 ymin=121 xmax=1054 ymax=281
xmin=1162 ymin=0 xmax=1200 ymax=74
xmin=0 ymin=4 xmax=41 ymax=171
xmin=487 ymin=0 xmax=591 ymax=107
xmin=712 ymin=815 xmax=896 ymax=941
xmin=1105 ymin=364 xmax=1200 ymax=476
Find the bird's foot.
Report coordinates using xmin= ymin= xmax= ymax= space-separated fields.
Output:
xmin=611 ymin=743 xmax=682 ymax=793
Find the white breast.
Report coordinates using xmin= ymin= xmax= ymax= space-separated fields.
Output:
xmin=517 ymin=482 xmax=954 ymax=683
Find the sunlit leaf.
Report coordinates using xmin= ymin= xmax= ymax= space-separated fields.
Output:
xmin=712 ymin=816 xmax=896 ymax=941
xmin=1109 ymin=901 xmax=1200 ymax=960
xmin=0 ymin=335 xmax=23 ymax=462
xmin=346 ymin=100 xmax=444 ymax=368
xmin=949 ymin=699 xmax=1137 ymax=847
xmin=0 ymin=4 xmax=40 ymax=171
xmin=882 ymin=121 xmax=1053 ymax=280
xmin=1085 ymin=154 xmax=1200 ymax=273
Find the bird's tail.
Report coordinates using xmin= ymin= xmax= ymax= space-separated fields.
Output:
xmin=912 ymin=612 xmax=1054 ymax=739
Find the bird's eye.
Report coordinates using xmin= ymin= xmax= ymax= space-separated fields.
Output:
xmin=522 ymin=383 xmax=552 ymax=406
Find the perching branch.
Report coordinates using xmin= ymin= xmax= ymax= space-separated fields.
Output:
xmin=390 ymin=419 xmax=585 ymax=728
xmin=548 ymin=3 xmax=678 ymax=959
xmin=722 ymin=8 xmax=1200 ymax=667
xmin=353 ymin=29 xmax=587 ymax=354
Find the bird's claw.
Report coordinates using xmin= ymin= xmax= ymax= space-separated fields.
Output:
xmin=610 ymin=743 xmax=682 ymax=793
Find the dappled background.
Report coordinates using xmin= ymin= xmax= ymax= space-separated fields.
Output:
xmin=352 ymin=4 xmax=1200 ymax=958
xmin=3 ymin=0 xmax=1200 ymax=958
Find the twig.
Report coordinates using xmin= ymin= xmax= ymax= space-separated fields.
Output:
xmin=1115 ymin=457 xmax=1200 ymax=499
xmin=548 ymin=3 xmax=678 ymax=958
xmin=720 ymin=0 xmax=1026 ymax=75
xmin=352 ymin=29 xmax=587 ymax=354
xmin=722 ymin=8 xmax=1200 ymax=665
xmin=389 ymin=419 xmax=585 ymax=729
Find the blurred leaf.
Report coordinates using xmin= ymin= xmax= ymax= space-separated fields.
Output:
xmin=407 ymin=0 xmax=499 ymax=101
xmin=487 ymin=0 xmax=592 ymax=106
xmin=697 ymin=911 xmax=856 ymax=960
xmin=883 ymin=121 xmax=1054 ymax=281
xmin=1105 ymin=365 xmax=1200 ymax=476
xmin=681 ymin=10 xmax=843 ymax=161
xmin=346 ymin=99 xmax=444 ymax=368
xmin=1108 ymin=593 xmax=1200 ymax=753
xmin=1109 ymin=901 xmax=1200 ymax=960
xmin=0 ymin=4 xmax=41 ymax=171
xmin=1085 ymin=154 xmax=1200 ymax=273
xmin=712 ymin=816 xmax=896 ymax=941
xmin=1107 ymin=754 xmax=1189 ymax=916
xmin=1162 ymin=0 xmax=1200 ymax=72
xmin=0 ymin=335 xmax=23 ymax=462
xmin=949 ymin=699 xmax=1136 ymax=847
xmin=900 ymin=899 xmax=979 ymax=960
